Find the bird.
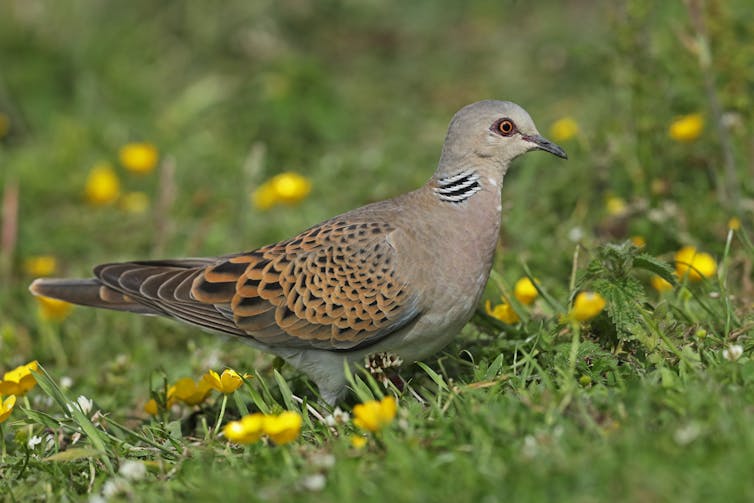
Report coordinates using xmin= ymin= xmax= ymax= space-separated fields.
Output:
xmin=30 ymin=100 xmax=567 ymax=404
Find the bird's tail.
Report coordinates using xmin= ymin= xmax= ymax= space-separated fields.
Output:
xmin=29 ymin=278 xmax=157 ymax=314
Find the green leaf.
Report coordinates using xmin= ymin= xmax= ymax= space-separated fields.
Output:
xmin=245 ymin=374 xmax=272 ymax=414
xmin=30 ymin=367 xmax=71 ymax=414
xmin=232 ymin=391 xmax=250 ymax=417
xmin=484 ymin=353 xmax=506 ymax=380
xmin=20 ymin=408 xmax=64 ymax=430
xmin=594 ymin=276 xmax=647 ymax=338
xmin=32 ymin=365 xmax=114 ymax=473
xmin=635 ymin=253 xmax=677 ymax=285
xmin=104 ymin=418 xmax=176 ymax=457
xmin=660 ymin=367 xmax=677 ymax=389
xmin=597 ymin=241 xmax=636 ymax=278
xmin=253 ymin=370 xmax=280 ymax=411
xmin=44 ymin=447 xmax=102 ymax=462
xmin=273 ymin=369 xmax=296 ymax=412
xmin=416 ymin=362 xmax=449 ymax=391
xmin=343 ymin=361 xmax=377 ymax=403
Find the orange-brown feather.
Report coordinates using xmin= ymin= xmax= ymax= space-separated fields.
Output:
xmin=189 ymin=219 xmax=420 ymax=350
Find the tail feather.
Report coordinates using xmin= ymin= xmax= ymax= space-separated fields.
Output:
xmin=29 ymin=278 xmax=157 ymax=314
xmin=28 ymin=258 xmax=247 ymax=337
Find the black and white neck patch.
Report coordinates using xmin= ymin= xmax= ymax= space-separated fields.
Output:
xmin=434 ymin=171 xmax=482 ymax=203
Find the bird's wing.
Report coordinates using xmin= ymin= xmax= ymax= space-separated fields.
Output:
xmin=93 ymin=258 xmax=250 ymax=336
xmin=192 ymin=219 xmax=421 ymax=350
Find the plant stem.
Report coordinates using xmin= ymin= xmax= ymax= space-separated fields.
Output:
xmin=213 ymin=394 xmax=228 ymax=436
xmin=559 ymin=322 xmax=581 ymax=413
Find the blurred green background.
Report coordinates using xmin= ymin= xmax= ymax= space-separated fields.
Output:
xmin=2 ymin=1 xmax=750 ymax=270
xmin=1 ymin=1 xmax=753 ymax=501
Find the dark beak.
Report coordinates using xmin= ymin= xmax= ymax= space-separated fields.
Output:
xmin=524 ymin=134 xmax=568 ymax=159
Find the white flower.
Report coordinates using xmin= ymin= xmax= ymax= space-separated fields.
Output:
xmin=310 ymin=452 xmax=335 ymax=469
xmin=60 ymin=376 xmax=74 ymax=389
xmin=68 ymin=395 xmax=94 ymax=415
xmin=673 ymin=423 xmax=701 ymax=445
xmin=28 ymin=435 xmax=43 ymax=450
xmin=721 ymin=111 xmax=743 ymax=130
xmin=77 ymin=395 xmax=94 ymax=415
xmin=324 ymin=407 xmax=350 ymax=426
xmin=723 ymin=344 xmax=743 ymax=362
xmin=567 ymin=227 xmax=584 ymax=243
xmin=119 ymin=460 xmax=147 ymax=481
xmin=300 ymin=473 xmax=326 ymax=492
xmin=102 ymin=478 xmax=130 ymax=498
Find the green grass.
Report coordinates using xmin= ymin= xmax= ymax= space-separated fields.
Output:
xmin=1 ymin=1 xmax=754 ymax=501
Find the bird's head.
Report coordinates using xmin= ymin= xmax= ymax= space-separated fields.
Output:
xmin=436 ymin=100 xmax=566 ymax=178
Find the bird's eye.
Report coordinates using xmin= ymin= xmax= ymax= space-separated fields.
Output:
xmin=497 ymin=119 xmax=515 ymax=136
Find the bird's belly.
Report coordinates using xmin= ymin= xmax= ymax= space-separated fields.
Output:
xmin=370 ymin=280 xmax=482 ymax=363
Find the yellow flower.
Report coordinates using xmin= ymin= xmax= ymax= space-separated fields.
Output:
xmin=0 ymin=113 xmax=9 ymax=139
xmin=0 ymin=360 xmax=39 ymax=396
xmin=120 ymin=192 xmax=150 ymax=214
xmin=252 ymin=184 xmax=277 ymax=210
xmin=171 ymin=377 xmax=212 ymax=406
xmin=144 ymin=398 xmax=159 ymax=416
xmin=164 ymin=385 xmax=179 ymax=407
xmin=630 ymin=235 xmax=646 ymax=248
xmin=728 ymin=217 xmax=741 ymax=231
xmin=202 ymin=369 xmax=247 ymax=394
xmin=669 ymin=113 xmax=703 ymax=142
xmin=0 ymin=395 xmax=16 ymax=424
xmin=224 ymin=413 xmax=265 ymax=444
xmin=350 ymin=435 xmax=368 ymax=449
xmin=146 ymin=383 xmax=182 ymax=414
xmin=674 ymin=246 xmax=716 ymax=281
xmin=605 ymin=196 xmax=627 ymax=216
xmin=251 ymin=172 xmax=312 ymax=210
xmin=85 ymin=163 xmax=120 ymax=206
xmin=485 ymin=299 xmax=520 ymax=324
xmin=569 ymin=292 xmax=606 ymax=322
xmin=263 ymin=411 xmax=302 ymax=445
xmin=513 ymin=277 xmax=538 ymax=305
xmin=36 ymin=296 xmax=73 ymax=322
xmin=119 ymin=142 xmax=159 ymax=174
xmin=549 ymin=117 xmax=579 ymax=142
xmin=651 ymin=275 xmax=674 ymax=293
xmin=353 ymin=396 xmax=397 ymax=432
xmin=23 ymin=255 xmax=57 ymax=277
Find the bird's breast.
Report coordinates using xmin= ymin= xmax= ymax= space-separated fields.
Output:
xmin=388 ymin=187 xmax=503 ymax=349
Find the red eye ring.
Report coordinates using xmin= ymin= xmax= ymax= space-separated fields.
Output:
xmin=498 ymin=119 xmax=515 ymax=135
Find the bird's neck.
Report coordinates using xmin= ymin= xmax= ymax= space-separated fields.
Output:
xmin=419 ymin=166 xmax=504 ymax=312
xmin=431 ymin=170 xmax=482 ymax=203
xmin=429 ymin=157 xmax=509 ymax=205
xmin=433 ymin=149 xmax=509 ymax=180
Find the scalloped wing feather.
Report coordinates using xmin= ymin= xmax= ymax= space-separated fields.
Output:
xmin=192 ymin=220 xmax=420 ymax=350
